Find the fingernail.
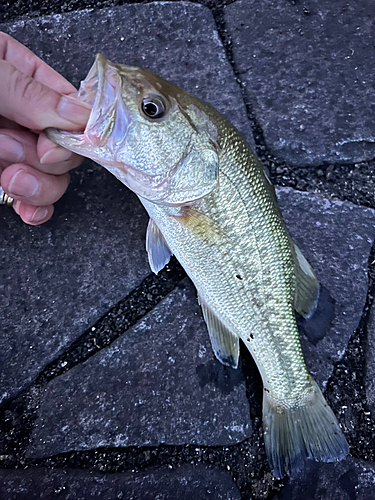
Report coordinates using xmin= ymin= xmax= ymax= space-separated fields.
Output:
xmin=0 ymin=134 xmax=24 ymax=163
xmin=8 ymin=170 xmax=40 ymax=198
xmin=40 ymin=146 xmax=72 ymax=164
xmin=57 ymin=95 xmax=92 ymax=126
xmin=30 ymin=207 xmax=48 ymax=223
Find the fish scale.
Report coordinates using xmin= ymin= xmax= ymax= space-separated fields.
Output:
xmin=46 ymin=53 xmax=349 ymax=478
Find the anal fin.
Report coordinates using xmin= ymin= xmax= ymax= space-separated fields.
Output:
xmin=199 ymin=296 xmax=239 ymax=369
xmin=146 ymin=219 xmax=172 ymax=275
xmin=293 ymin=243 xmax=320 ymax=319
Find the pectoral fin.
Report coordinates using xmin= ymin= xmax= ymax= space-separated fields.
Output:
xmin=293 ymin=243 xmax=320 ymax=319
xmin=146 ymin=219 xmax=172 ymax=275
xmin=199 ymin=296 xmax=239 ymax=369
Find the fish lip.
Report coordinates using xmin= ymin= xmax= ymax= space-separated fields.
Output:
xmin=81 ymin=53 xmax=125 ymax=149
xmin=47 ymin=54 xmax=130 ymax=154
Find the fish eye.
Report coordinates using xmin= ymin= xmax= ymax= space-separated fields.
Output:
xmin=141 ymin=95 xmax=167 ymax=120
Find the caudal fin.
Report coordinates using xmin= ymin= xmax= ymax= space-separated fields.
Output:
xmin=262 ymin=380 xmax=349 ymax=478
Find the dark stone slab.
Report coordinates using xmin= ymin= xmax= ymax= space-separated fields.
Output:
xmin=0 ymin=2 xmax=254 ymax=406
xmin=28 ymin=280 xmax=251 ymax=458
xmin=272 ymin=456 xmax=375 ymax=500
xmin=225 ymin=0 xmax=375 ymax=166
xmin=365 ymin=305 xmax=375 ymax=415
xmin=277 ymin=187 xmax=375 ymax=387
xmin=0 ymin=464 xmax=241 ymax=500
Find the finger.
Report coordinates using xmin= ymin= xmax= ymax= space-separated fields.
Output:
xmin=13 ymin=199 xmax=54 ymax=225
xmin=37 ymin=132 xmax=84 ymax=173
xmin=0 ymin=129 xmax=83 ymax=175
xmin=0 ymin=60 xmax=91 ymax=132
xmin=1 ymin=163 xmax=70 ymax=206
xmin=0 ymin=32 xmax=76 ymax=95
xmin=0 ymin=131 xmax=24 ymax=166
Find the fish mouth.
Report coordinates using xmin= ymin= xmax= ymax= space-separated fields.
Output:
xmin=47 ymin=54 xmax=129 ymax=156
xmin=78 ymin=53 xmax=139 ymax=157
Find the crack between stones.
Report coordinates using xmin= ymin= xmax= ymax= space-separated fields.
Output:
xmin=209 ymin=4 xmax=286 ymax=180
xmin=272 ymin=159 xmax=375 ymax=209
xmin=37 ymin=258 xmax=186 ymax=385
xmin=3 ymin=439 xmax=280 ymax=499
xmin=0 ymin=260 xmax=185 ymax=460
xmin=0 ymin=400 xmax=280 ymax=500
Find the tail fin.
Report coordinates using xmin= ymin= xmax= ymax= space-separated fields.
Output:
xmin=262 ymin=380 xmax=349 ymax=478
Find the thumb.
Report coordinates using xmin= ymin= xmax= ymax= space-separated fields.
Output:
xmin=0 ymin=60 xmax=91 ymax=131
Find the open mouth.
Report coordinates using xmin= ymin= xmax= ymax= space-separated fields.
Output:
xmin=46 ymin=54 xmax=130 ymax=158
xmin=78 ymin=54 xmax=126 ymax=149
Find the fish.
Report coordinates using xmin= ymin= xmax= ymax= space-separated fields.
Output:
xmin=46 ymin=54 xmax=349 ymax=478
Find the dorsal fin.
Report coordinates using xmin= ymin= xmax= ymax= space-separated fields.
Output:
xmin=146 ymin=219 xmax=173 ymax=275
xmin=199 ymin=296 xmax=239 ymax=369
xmin=292 ymin=243 xmax=320 ymax=319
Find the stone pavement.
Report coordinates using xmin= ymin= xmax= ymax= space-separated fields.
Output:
xmin=1 ymin=1 xmax=375 ymax=499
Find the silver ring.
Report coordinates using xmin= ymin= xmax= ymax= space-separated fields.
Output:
xmin=0 ymin=187 xmax=14 ymax=206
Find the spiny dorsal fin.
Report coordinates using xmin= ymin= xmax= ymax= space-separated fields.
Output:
xmin=292 ymin=243 xmax=320 ymax=319
xmin=146 ymin=219 xmax=172 ymax=275
xmin=199 ymin=295 xmax=239 ymax=369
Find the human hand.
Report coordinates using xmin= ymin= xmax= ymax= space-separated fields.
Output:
xmin=0 ymin=32 xmax=91 ymax=225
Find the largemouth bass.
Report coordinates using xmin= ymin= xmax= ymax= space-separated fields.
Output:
xmin=46 ymin=54 xmax=349 ymax=478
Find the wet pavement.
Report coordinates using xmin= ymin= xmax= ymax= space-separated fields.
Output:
xmin=1 ymin=1 xmax=375 ymax=499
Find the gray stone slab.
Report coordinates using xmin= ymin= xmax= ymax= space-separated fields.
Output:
xmin=0 ymin=464 xmax=241 ymax=500
xmin=0 ymin=2 xmax=254 ymax=406
xmin=365 ymin=305 xmax=375 ymax=415
xmin=277 ymin=187 xmax=375 ymax=387
xmin=27 ymin=279 xmax=251 ymax=458
xmin=272 ymin=456 xmax=375 ymax=500
xmin=225 ymin=0 xmax=375 ymax=166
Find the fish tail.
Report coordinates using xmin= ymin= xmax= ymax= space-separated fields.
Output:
xmin=262 ymin=379 xmax=349 ymax=478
